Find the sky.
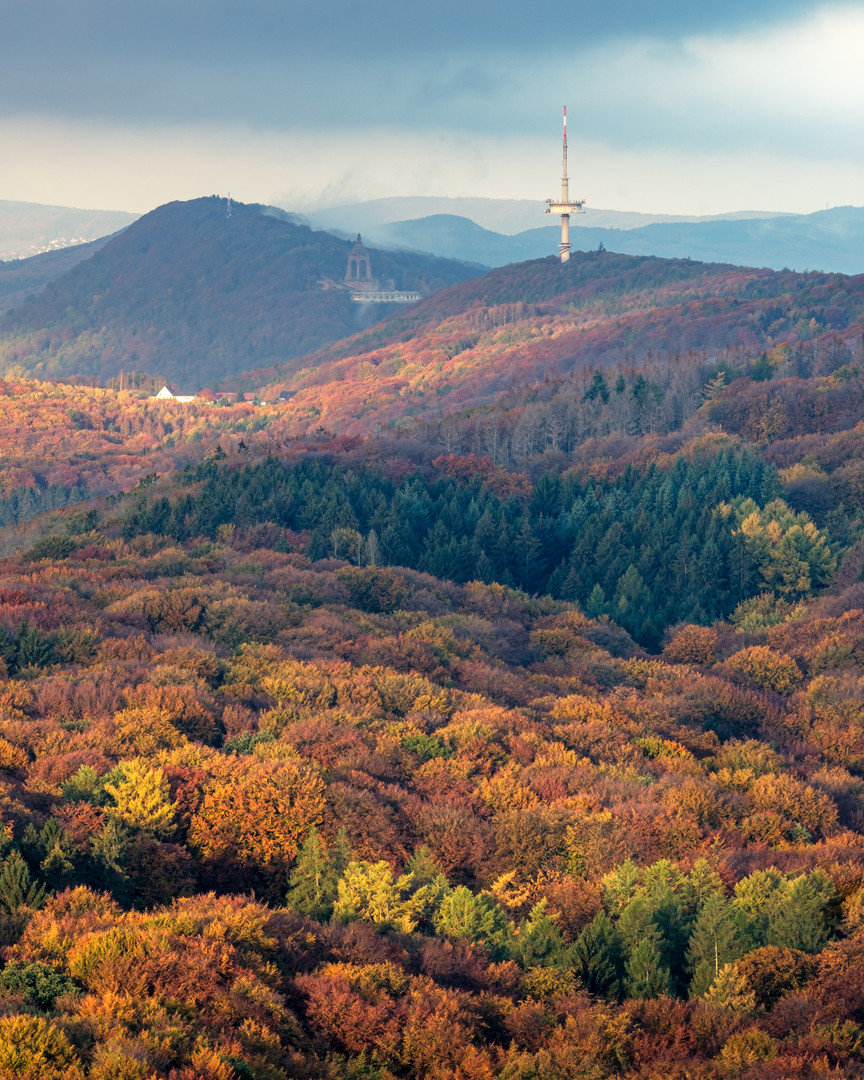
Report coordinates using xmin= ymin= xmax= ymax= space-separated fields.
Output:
xmin=1 ymin=0 xmax=863 ymax=217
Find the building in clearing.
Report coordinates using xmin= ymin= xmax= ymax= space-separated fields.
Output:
xmin=154 ymin=385 xmax=197 ymax=403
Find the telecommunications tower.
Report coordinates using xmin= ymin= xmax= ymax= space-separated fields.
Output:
xmin=546 ymin=106 xmax=584 ymax=262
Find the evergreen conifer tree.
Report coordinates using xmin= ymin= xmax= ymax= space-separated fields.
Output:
xmin=434 ymin=887 xmax=511 ymax=959
xmin=585 ymin=583 xmax=607 ymax=619
xmin=687 ymin=892 xmax=750 ymax=998
xmin=90 ymin=819 xmax=129 ymax=896
xmin=512 ymin=900 xmax=566 ymax=969
xmin=287 ymin=827 xmax=349 ymax=921
xmin=766 ymin=872 xmax=837 ymax=953
xmin=405 ymin=845 xmax=445 ymax=887
xmin=571 ymin=911 xmax=625 ymax=999
xmin=0 ymin=851 xmax=45 ymax=914
xmin=625 ymin=935 xmax=672 ymax=1000
xmin=38 ymin=820 xmax=76 ymax=890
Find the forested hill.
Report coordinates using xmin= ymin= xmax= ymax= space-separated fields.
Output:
xmin=0 ymin=196 xmax=482 ymax=388
xmin=250 ymin=249 xmax=864 ymax=435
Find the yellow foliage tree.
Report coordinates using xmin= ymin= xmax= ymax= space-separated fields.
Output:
xmin=103 ymin=759 xmax=176 ymax=837
xmin=717 ymin=1027 xmax=778 ymax=1077
xmin=733 ymin=497 xmax=836 ymax=602
xmin=727 ymin=646 xmax=802 ymax=694
xmin=108 ymin=705 xmax=185 ymax=757
xmin=333 ymin=860 xmax=419 ymax=933
xmin=749 ymin=773 xmax=838 ymax=834
xmin=703 ymin=961 xmax=757 ymax=1013
xmin=0 ymin=1014 xmax=83 ymax=1080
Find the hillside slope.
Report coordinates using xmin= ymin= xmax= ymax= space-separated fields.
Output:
xmin=0 ymin=238 xmax=115 ymax=312
xmin=247 ymin=249 xmax=864 ymax=435
xmin=0 ymin=197 xmax=482 ymax=387
xmin=2 ymin=460 xmax=864 ymax=1075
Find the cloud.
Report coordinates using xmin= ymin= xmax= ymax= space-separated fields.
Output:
xmin=559 ymin=3 xmax=864 ymax=154
xmin=1 ymin=1 xmax=860 ymax=213
xmin=0 ymin=0 xmax=833 ymax=133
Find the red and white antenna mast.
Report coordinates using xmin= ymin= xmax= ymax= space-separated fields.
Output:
xmin=545 ymin=106 xmax=585 ymax=262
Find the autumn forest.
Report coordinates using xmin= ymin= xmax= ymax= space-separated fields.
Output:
xmin=1 ymin=200 xmax=864 ymax=1078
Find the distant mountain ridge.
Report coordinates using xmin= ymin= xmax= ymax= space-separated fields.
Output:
xmin=0 ymin=196 xmax=482 ymax=387
xmin=333 ymin=205 xmax=864 ymax=276
xmin=307 ymin=197 xmax=790 ymax=236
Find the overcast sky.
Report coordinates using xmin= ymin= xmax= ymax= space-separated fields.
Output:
xmin=1 ymin=0 xmax=862 ymax=216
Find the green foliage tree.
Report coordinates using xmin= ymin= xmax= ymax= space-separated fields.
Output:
xmin=404 ymin=844 xmax=447 ymax=886
xmin=583 ymin=370 xmax=610 ymax=404
xmin=37 ymin=820 xmax=77 ymax=890
xmin=13 ymin=621 xmax=56 ymax=672
xmin=687 ymin=892 xmax=750 ymax=997
xmin=601 ymin=860 xmax=640 ymax=916
xmin=511 ymin=899 xmax=566 ymax=969
xmin=0 ymin=962 xmax=78 ymax=1010
xmin=61 ymin=765 xmax=104 ymax=804
xmin=89 ymin=818 xmax=129 ymax=888
xmin=0 ymin=850 xmax=45 ymax=915
xmin=433 ymin=886 xmax=511 ymax=958
xmin=23 ymin=534 xmax=75 ymax=563
xmin=615 ymin=861 xmax=692 ymax=994
xmin=624 ymin=934 xmax=672 ymax=1000
xmin=732 ymin=868 xmax=785 ymax=947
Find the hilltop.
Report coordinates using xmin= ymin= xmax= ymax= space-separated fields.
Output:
xmin=0 ymin=196 xmax=482 ymax=388
xmin=4 ymin=197 xmax=862 ymax=410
